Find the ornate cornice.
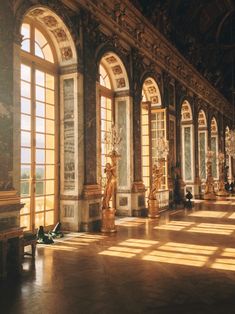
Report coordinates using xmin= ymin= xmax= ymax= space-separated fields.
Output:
xmin=77 ymin=0 xmax=232 ymax=120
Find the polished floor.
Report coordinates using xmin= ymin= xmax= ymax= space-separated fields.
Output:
xmin=2 ymin=205 xmax=235 ymax=313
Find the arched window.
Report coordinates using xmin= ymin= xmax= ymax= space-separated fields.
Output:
xmin=99 ymin=63 xmax=113 ymax=189
xmin=198 ymin=110 xmax=207 ymax=181
xmin=210 ymin=117 xmax=218 ymax=179
xmin=181 ymin=101 xmax=194 ymax=184
xmin=20 ymin=21 xmax=57 ymax=230
xmin=141 ymin=78 xmax=168 ymax=205
xmin=98 ymin=52 xmax=130 ymax=208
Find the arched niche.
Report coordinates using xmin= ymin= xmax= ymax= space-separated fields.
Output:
xmin=198 ymin=109 xmax=208 ymax=180
xmin=97 ymin=52 xmax=131 ymax=212
xmin=17 ymin=6 xmax=81 ymax=232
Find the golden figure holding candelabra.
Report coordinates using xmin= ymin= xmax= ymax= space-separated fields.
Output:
xmin=148 ymin=137 xmax=169 ymax=218
xmin=216 ymin=152 xmax=229 ymax=198
xmin=101 ymin=124 xmax=122 ymax=233
xmin=203 ymin=150 xmax=216 ymax=200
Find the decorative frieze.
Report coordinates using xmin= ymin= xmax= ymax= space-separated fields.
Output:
xmin=78 ymin=0 xmax=232 ymax=119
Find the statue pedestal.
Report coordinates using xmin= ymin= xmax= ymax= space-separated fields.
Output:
xmin=203 ymin=193 xmax=216 ymax=200
xmin=148 ymin=199 xmax=160 ymax=218
xmin=216 ymin=190 xmax=229 ymax=200
xmin=101 ymin=208 xmax=116 ymax=233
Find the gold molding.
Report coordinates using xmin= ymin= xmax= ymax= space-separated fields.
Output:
xmin=78 ymin=0 xmax=232 ymax=119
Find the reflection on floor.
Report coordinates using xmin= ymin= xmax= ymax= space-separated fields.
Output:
xmin=3 ymin=205 xmax=235 ymax=313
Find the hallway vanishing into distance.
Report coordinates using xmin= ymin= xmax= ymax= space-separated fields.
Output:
xmin=2 ymin=203 xmax=235 ymax=314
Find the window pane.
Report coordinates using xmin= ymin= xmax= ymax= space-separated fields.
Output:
xmin=46 ymin=119 xmax=54 ymax=134
xmin=36 ymin=70 xmax=45 ymax=87
xmin=46 ymin=180 xmax=54 ymax=194
xmin=20 ymin=214 xmax=30 ymax=230
xmin=46 ymin=74 xmax=54 ymax=90
xmin=21 ymin=165 xmax=30 ymax=179
xmin=36 ymin=102 xmax=45 ymax=117
xmin=35 ymin=42 xmax=44 ymax=59
xmin=21 ymin=131 xmax=31 ymax=147
xmin=36 ymin=166 xmax=45 ymax=180
xmin=21 ymin=39 xmax=30 ymax=53
xmin=21 ymin=98 xmax=31 ymax=114
xmin=35 ymin=197 xmax=44 ymax=212
xmin=21 ymin=23 xmax=30 ymax=38
xmin=46 ymin=104 xmax=54 ymax=119
xmin=106 ymin=110 xmax=111 ymax=121
xmin=46 ymin=89 xmax=54 ymax=105
xmin=45 ymin=195 xmax=54 ymax=210
xmin=36 ymin=86 xmax=45 ymax=102
xmin=46 ymin=150 xmax=54 ymax=164
xmin=21 ymin=181 xmax=30 ymax=197
xmin=21 ymin=148 xmax=31 ymax=163
xmin=45 ymin=210 xmax=54 ymax=225
xmin=35 ymin=212 xmax=44 ymax=228
xmin=46 ymin=135 xmax=54 ymax=149
xmin=36 ymin=133 xmax=45 ymax=148
xmin=35 ymin=28 xmax=47 ymax=47
xmin=36 ymin=117 xmax=45 ymax=133
xmin=43 ymin=44 xmax=54 ymax=63
xmin=36 ymin=149 xmax=45 ymax=164
xmin=21 ymin=81 xmax=31 ymax=98
xmin=36 ymin=181 xmax=44 ymax=195
xmin=46 ymin=165 xmax=54 ymax=180
xmin=21 ymin=198 xmax=30 ymax=215
xmin=21 ymin=64 xmax=31 ymax=82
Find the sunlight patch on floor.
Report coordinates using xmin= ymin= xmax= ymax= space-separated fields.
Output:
xmin=189 ymin=211 xmax=227 ymax=218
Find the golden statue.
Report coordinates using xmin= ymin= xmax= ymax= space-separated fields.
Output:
xmin=204 ymin=151 xmax=216 ymax=199
xmin=148 ymin=160 xmax=164 ymax=200
xmin=102 ymin=162 xmax=116 ymax=209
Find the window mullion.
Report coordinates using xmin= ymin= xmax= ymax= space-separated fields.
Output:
xmin=31 ymin=64 xmax=36 ymax=231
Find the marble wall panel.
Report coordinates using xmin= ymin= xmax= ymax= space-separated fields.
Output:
xmin=63 ymin=78 xmax=75 ymax=191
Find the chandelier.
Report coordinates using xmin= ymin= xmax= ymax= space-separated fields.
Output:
xmin=103 ymin=123 xmax=122 ymax=153
xmin=156 ymin=137 xmax=169 ymax=159
xmin=226 ymin=128 xmax=235 ymax=158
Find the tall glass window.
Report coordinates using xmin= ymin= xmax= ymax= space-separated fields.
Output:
xmin=141 ymin=78 xmax=166 ymax=204
xmin=181 ymin=101 xmax=194 ymax=183
xmin=20 ymin=22 xmax=57 ymax=231
xmin=210 ymin=117 xmax=218 ymax=179
xmin=198 ymin=110 xmax=207 ymax=181
xmin=141 ymin=102 xmax=150 ymax=196
xmin=99 ymin=64 xmax=113 ymax=190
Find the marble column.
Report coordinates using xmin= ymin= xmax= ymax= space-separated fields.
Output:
xmin=80 ymin=23 xmax=102 ymax=231
xmin=193 ymin=107 xmax=201 ymax=198
xmin=0 ymin=2 xmax=22 ymax=229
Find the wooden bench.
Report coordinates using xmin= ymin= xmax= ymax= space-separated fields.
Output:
xmin=23 ymin=232 xmax=37 ymax=258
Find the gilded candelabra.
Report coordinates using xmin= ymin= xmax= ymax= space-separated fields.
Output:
xmin=148 ymin=138 xmax=169 ymax=218
xmin=101 ymin=124 xmax=122 ymax=232
xmin=216 ymin=152 xmax=229 ymax=197
xmin=203 ymin=150 xmax=216 ymax=200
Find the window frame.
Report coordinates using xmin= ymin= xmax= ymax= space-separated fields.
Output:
xmin=20 ymin=19 xmax=59 ymax=231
